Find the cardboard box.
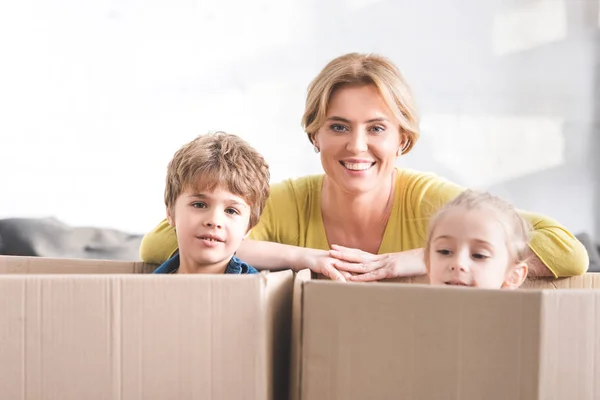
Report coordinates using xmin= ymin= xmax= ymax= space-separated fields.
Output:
xmin=0 ymin=255 xmax=155 ymax=274
xmin=389 ymin=273 xmax=600 ymax=289
xmin=292 ymin=270 xmax=600 ymax=400
xmin=0 ymin=256 xmax=293 ymax=400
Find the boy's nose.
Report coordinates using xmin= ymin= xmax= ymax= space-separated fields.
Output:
xmin=204 ymin=211 xmax=223 ymax=229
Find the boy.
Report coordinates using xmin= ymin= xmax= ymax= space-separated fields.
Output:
xmin=153 ymin=131 xmax=270 ymax=274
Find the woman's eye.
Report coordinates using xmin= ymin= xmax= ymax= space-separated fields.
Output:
xmin=330 ymin=124 xmax=348 ymax=132
xmin=225 ymin=208 xmax=239 ymax=215
xmin=436 ymin=249 xmax=451 ymax=256
xmin=191 ymin=202 xmax=207 ymax=208
xmin=370 ymin=125 xmax=385 ymax=133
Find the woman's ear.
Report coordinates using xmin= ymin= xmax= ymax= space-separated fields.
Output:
xmin=502 ymin=263 xmax=528 ymax=289
xmin=313 ymin=131 xmax=321 ymax=145
xmin=398 ymin=132 xmax=409 ymax=155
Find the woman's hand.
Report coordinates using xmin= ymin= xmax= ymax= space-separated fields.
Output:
xmin=328 ymin=245 xmax=427 ymax=282
xmin=293 ymin=247 xmax=353 ymax=282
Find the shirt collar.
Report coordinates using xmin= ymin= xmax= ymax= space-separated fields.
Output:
xmin=154 ymin=254 xmax=254 ymax=274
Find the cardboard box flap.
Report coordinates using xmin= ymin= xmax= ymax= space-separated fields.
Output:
xmin=290 ymin=269 xmax=312 ymax=400
xmin=0 ymin=255 xmax=155 ymax=274
xmin=0 ymin=271 xmax=294 ymax=400
xmin=263 ymin=269 xmax=294 ymax=400
xmin=121 ymin=274 xmax=266 ymax=400
xmin=329 ymin=271 xmax=600 ymax=290
xmin=298 ymin=281 xmax=600 ymax=400
xmin=523 ymin=273 xmax=600 ymax=289
xmin=539 ymin=290 xmax=600 ymax=399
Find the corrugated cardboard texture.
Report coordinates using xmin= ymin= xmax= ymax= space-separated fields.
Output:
xmin=316 ymin=270 xmax=600 ymax=289
xmin=297 ymin=281 xmax=600 ymax=399
xmin=0 ymin=255 xmax=156 ymax=274
xmin=538 ymin=290 xmax=600 ymax=399
xmin=264 ymin=269 xmax=294 ymax=400
xmin=290 ymin=269 xmax=311 ymax=400
xmin=523 ymin=273 xmax=600 ymax=289
xmin=0 ymin=271 xmax=293 ymax=400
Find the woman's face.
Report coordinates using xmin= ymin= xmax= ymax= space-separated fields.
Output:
xmin=313 ymin=84 xmax=403 ymax=195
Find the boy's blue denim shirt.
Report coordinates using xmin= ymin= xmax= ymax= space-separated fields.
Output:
xmin=153 ymin=253 xmax=259 ymax=274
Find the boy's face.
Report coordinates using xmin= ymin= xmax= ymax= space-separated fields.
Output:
xmin=167 ymin=184 xmax=251 ymax=272
xmin=427 ymin=208 xmax=525 ymax=289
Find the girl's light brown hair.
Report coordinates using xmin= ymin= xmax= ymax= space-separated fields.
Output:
xmin=164 ymin=132 xmax=270 ymax=229
xmin=424 ymin=190 xmax=533 ymax=268
xmin=301 ymin=52 xmax=420 ymax=155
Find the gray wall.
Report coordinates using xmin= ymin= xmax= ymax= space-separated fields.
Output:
xmin=0 ymin=0 xmax=596 ymax=236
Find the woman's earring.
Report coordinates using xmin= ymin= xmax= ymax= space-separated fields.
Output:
xmin=314 ymin=145 xmax=320 ymax=154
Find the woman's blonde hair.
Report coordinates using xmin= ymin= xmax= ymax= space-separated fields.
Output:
xmin=301 ymin=52 xmax=420 ymax=155
xmin=424 ymin=190 xmax=533 ymax=269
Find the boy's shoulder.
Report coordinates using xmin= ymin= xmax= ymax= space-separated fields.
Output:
xmin=153 ymin=253 xmax=180 ymax=274
xmin=226 ymin=256 xmax=259 ymax=274
xmin=152 ymin=254 xmax=258 ymax=274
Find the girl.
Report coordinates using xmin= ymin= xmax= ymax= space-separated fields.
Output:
xmin=425 ymin=190 xmax=531 ymax=289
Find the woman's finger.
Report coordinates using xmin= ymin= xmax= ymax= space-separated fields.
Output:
xmin=333 ymin=259 xmax=380 ymax=273
xmin=322 ymin=263 xmax=347 ymax=282
xmin=339 ymin=270 xmax=355 ymax=280
xmin=329 ymin=247 xmax=375 ymax=264
xmin=348 ymin=268 xmax=389 ymax=282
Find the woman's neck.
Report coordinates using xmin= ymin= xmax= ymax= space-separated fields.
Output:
xmin=321 ymin=169 xmax=396 ymax=233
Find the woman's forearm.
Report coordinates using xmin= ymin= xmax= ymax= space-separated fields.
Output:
xmin=519 ymin=211 xmax=589 ymax=277
xmin=236 ymin=239 xmax=325 ymax=272
xmin=525 ymin=248 xmax=554 ymax=277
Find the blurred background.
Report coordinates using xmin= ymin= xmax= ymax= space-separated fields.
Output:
xmin=0 ymin=0 xmax=597 ymax=262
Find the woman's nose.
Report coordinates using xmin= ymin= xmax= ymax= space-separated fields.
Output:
xmin=346 ymin=130 xmax=368 ymax=154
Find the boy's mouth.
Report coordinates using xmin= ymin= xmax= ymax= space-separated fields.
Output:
xmin=197 ymin=234 xmax=224 ymax=243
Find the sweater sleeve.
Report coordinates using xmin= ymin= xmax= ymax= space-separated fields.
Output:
xmin=138 ymin=218 xmax=179 ymax=265
xmin=518 ymin=210 xmax=589 ymax=277
xmin=247 ymin=179 xmax=302 ymax=246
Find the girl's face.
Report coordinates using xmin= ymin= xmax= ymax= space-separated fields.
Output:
xmin=427 ymin=207 xmax=526 ymax=289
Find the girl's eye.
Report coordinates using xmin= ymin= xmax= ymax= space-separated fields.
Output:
xmin=436 ymin=249 xmax=451 ymax=256
xmin=330 ymin=124 xmax=349 ymax=133
xmin=192 ymin=202 xmax=207 ymax=208
xmin=473 ymin=253 xmax=489 ymax=260
xmin=225 ymin=208 xmax=239 ymax=215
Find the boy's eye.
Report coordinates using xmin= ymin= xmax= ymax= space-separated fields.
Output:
xmin=225 ymin=208 xmax=239 ymax=215
xmin=330 ymin=123 xmax=349 ymax=133
xmin=191 ymin=202 xmax=207 ymax=208
xmin=436 ymin=249 xmax=451 ymax=256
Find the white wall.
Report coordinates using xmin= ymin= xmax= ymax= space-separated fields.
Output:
xmin=0 ymin=0 xmax=597 ymax=237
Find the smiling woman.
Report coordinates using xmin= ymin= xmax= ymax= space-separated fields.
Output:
xmin=140 ymin=52 xmax=589 ymax=281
